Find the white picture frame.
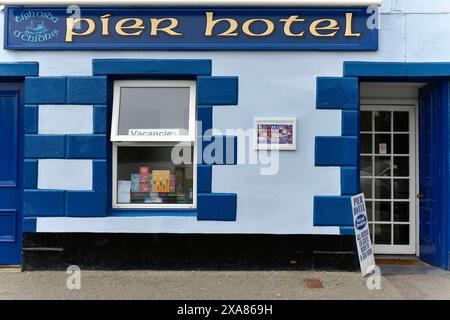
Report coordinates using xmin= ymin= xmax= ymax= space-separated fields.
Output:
xmin=254 ymin=118 xmax=297 ymax=151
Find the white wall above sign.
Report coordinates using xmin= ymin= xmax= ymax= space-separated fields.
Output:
xmin=0 ymin=0 xmax=382 ymax=7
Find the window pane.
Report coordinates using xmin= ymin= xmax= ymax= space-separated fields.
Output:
xmin=374 ymin=224 xmax=391 ymax=245
xmin=360 ymin=156 xmax=372 ymax=177
xmin=118 ymin=87 xmax=191 ymax=136
xmin=361 ymin=178 xmax=373 ymax=199
xmin=375 ymin=134 xmax=391 ymax=154
xmin=394 ymin=134 xmax=409 ymax=154
xmin=366 ymin=201 xmax=373 ymax=221
xmin=375 ymin=179 xmax=391 ymax=199
xmin=394 ymin=225 xmax=410 ymax=245
xmin=374 ymin=111 xmax=391 ymax=132
xmin=394 ymin=202 xmax=409 ymax=222
xmin=374 ymin=156 xmax=391 ymax=177
xmin=394 ymin=112 xmax=409 ymax=132
xmin=374 ymin=202 xmax=391 ymax=222
xmin=360 ymin=134 xmax=372 ymax=154
xmin=116 ymin=146 xmax=194 ymax=205
xmin=360 ymin=111 xmax=372 ymax=131
xmin=394 ymin=179 xmax=409 ymax=199
xmin=394 ymin=157 xmax=409 ymax=177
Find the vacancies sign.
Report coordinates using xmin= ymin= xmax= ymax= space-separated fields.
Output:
xmin=5 ymin=6 xmax=378 ymax=51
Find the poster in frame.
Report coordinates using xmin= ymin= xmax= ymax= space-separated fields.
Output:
xmin=254 ymin=118 xmax=297 ymax=151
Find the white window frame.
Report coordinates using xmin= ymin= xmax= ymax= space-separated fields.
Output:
xmin=111 ymin=80 xmax=197 ymax=210
xmin=111 ymin=80 xmax=197 ymax=142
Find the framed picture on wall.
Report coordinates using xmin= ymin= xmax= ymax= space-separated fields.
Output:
xmin=254 ymin=118 xmax=297 ymax=151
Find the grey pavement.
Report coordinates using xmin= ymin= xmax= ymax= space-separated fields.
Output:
xmin=0 ymin=269 xmax=449 ymax=300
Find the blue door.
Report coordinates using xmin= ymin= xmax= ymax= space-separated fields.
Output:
xmin=0 ymin=83 xmax=23 ymax=266
xmin=418 ymin=82 xmax=449 ymax=270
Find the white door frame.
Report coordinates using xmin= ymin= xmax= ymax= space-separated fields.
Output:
xmin=360 ymin=99 xmax=419 ymax=255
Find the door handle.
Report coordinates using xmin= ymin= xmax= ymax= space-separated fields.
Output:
xmin=416 ymin=193 xmax=424 ymax=199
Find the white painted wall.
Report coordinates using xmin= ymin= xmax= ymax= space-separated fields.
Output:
xmin=1 ymin=0 xmax=448 ymax=234
xmin=38 ymin=105 xmax=93 ymax=134
xmin=360 ymin=83 xmax=426 ymax=100
xmin=38 ymin=159 xmax=93 ymax=191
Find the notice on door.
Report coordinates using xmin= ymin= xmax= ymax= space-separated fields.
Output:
xmin=351 ymin=193 xmax=376 ymax=277
xmin=378 ymin=143 xmax=387 ymax=154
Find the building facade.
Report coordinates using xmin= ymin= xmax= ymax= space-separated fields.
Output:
xmin=0 ymin=0 xmax=449 ymax=270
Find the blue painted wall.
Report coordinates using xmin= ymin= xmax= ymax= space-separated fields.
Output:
xmin=314 ymin=77 xmax=360 ymax=230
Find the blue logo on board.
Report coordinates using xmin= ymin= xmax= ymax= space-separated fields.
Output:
xmin=12 ymin=10 xmax=59 ymax=43
xmin=355 ymin=214 xmax=367 ymax=231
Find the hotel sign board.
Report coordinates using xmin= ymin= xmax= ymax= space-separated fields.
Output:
xmin=5 ymin=6 xmax=378 ymax=51
xmin=351 ymin=193 xmax=376 ymax=277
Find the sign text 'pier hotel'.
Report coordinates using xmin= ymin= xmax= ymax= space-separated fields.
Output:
xmin=5 ymin=7 xmax=378 ymax=50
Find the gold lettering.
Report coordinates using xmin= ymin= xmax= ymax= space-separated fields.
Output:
xmin=65 ymin=18 xmax=96 ymax=42
xmin=345 ymin=13 xmax=361 ymax=37
xmin=309 ymin=18 xmax=339 ymax=37
xmin=150 ymin=18 xmax=182 ymax=36
xmin=279 ymin=15 xmax=306 ymax=37
xmin=205 ymin=12 xmax=238 ymax=37
xmin=242 ymin=19 xmax=275 ymax=37
xmin=100 ymin=14 xmax=112 ymax=36
xmin=115 ymin=18 xmax=145 ymax=36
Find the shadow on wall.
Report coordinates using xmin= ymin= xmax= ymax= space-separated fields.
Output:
xmin=23 ymin=233 xmax=357 ymax=272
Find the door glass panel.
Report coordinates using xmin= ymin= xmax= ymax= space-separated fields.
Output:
xmin=374 ymin=111 xmax=391 ymax=132
xmin=394 ymin=157 xmax=409 ymax=177
xmin=374 ymin=156 xmax=391 ymax=176
xmin=394 ymin=134 xmax=409 ymax=154
xmin=360 ymin=156 xmax=373 ymax=176
xmin=394 ymin=112 xmax=409 ymax=132
xmin=375 ymin=134 xmax=391 ymax=154
xmin=361 ymin=179 xmax=373 ymax=199
xmin=375 ymin=202 xmax=391 ymax=222
xmin=366 ymin=201 xmax=373 ymax=221
xmin=361 ymin=134 xmax=372 ymax=154
xmin=374 ymin=224 xmax=392 ymax=245
xmin=375 ymin=179 xmax=391 ymax=199
xmin=394 ymin=225 xmax=409 ymax=245
xmin=394 ymin=179 xmax=409 ymax=199
xmin=361 ymin=111 xmax=372 ymax=131
xmin=394 ymin=202 xmax=409 ymax=222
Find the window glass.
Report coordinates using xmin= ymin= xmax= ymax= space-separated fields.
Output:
xmin=394 ymin=134 xmax=409 ymax=154
xmin=374 ymin=111 xmax=391 ymax=132
xmin=394 ymin=112 xmax=409 ymax=132
xmin=118 ymin=87 xmax=191 ymax=136
xmin=116 ymin=146 xmax=194 ymax=206
xmin=360 ymin=134 xmax=372 ymax=154
xmin=360 ymin=111 xmax=372 ymax=132
xmin=360 ymin=156 xmax=372 ymax=177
